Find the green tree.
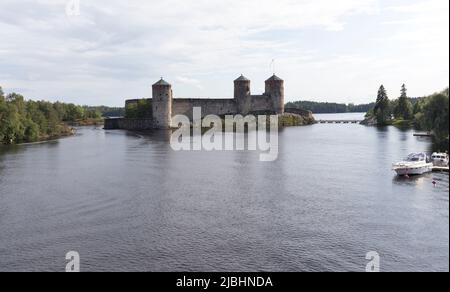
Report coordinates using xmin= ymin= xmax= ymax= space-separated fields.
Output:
xmin=124 ymin=99 xmax=152 ymax=119
xmin=136 ymin=99 xmax=152 ymax=118
xmin=0 ymin=87 xmax=7 ymax=143
xmin=53 ymin=102 xmax=67 ymax=121
xmin=1 ymin=91 xmax=115 ymax=144
xmin=27 ymin=101 xmax=48 ymax=135
xmin=4 ymin=93 xmax=28 ymax=142
xmin=420 ymin=91 xmax=449 ymax=140
xmin=40 ymin=102 xmax=60 ymax=135
xmin=0 ymin=86 xmax=4 ymax=101
xmin=413 ymin=98 xmax=422 ymax=115
xmin=394 ymin=84 xmax=413 ymax=120
xmin=64 ymin=104 xmax=85 ymax=122
xmin=84 ymin=108 xmax=102 ymax=119
xmin=125 ymin=101 xmax=138 ymax=119
xmin=23 ymin=118 xmax=40 ymax=142
xmin=0 ymin=102 xmax=25 ymax=144
xmin=374 ymin=85 xmax=391 ymax=125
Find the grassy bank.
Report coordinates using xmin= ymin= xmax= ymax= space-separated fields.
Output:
xmin=391 ymin=119 xmax=414 ymax=127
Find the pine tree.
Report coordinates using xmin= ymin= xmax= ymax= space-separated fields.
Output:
xmin=394 ymin=84 xmax=413 ymax=120
xmin=374 ymin=85 xmax=386 ymax=111
xmin=0 ymin=86 xmax=4 ymax=102
xmin=401 ymin=84 xmax=407 ymax=99
xmin=374 ymin=85 xmax=391 ymax=125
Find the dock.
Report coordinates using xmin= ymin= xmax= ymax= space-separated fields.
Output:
xmin=432 ymin=166 xmax=449 ymax=173
xmin=413 ymin=132 xmax=433 ymax=137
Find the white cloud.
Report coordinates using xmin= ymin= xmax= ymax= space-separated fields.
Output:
xmin=385 ymin=0 xmax=449 ymax=42
xmin=0 ymin=0 xmax=448 ymax=105
xmin=176 ymin=76 xmax=204 ymax=91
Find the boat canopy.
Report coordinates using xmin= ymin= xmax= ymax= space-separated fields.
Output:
xmin=406 ymin=153 xmax=427 ymax=162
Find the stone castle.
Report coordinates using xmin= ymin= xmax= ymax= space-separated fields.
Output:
xmin=105 ymin=74 xmax=313 ymax=130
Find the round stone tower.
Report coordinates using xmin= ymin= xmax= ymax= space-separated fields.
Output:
xmin=234 ymin=75 xmax=251 ymax=115
xmin=152 ymin=78 xmax=173 ymax=129
xmin=265 ymin=74 xmax=284 ymax=114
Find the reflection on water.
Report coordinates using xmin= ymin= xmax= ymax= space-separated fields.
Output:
xmin=392 ymin=173 xmax=448 ymax=191
xmin=0 ymin=122 xmax=448 ymax=272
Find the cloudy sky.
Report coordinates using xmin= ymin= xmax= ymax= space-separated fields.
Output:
xmin=0 ymin=0 xmax=448 ymax=106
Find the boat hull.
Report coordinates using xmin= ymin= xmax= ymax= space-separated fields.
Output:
xmin=394 ymin=164 xmax=433 ymax=176
xmin=432 ymin=159 xmax=449 ymax=167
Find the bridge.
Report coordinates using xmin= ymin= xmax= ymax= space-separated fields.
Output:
xmin=318 ymin=120 xmax=362 ymax=124
xmin=413 ymin=132 xmax=433 ymax=137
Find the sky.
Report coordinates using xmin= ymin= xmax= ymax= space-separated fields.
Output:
xmin=0 ymin=0 xmax=448 ymax=106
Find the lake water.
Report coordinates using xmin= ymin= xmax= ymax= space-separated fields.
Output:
xmin=0 ymin=114 xmax=448 ymax=272
xmin=314 ymin=112 xmax=366 ymax=121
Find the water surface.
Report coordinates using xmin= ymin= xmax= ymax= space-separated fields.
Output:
xmin=0 ymin=120 xmax=448 ymax=272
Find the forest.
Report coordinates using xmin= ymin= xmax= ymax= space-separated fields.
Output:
xmin=366 ymin=85 xmax=449 ymax=148
xmin=0 ymin=86 xmax=123 ymax=144
xmin=285 ymin=100 xmax=375 ymax=114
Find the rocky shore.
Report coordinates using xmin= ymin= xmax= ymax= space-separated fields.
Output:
xmin=282 ymin=108 xmax=316 ymax=126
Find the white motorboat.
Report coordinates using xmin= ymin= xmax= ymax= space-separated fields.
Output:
xmin=431 ymin=152 xmax=449 ymax=167
xmin=393 ymin=153 xmax=433 ymax=176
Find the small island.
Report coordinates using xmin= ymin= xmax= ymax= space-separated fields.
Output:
xmin=361 ymin=85 xmax=449 ymax=150
xmin=104 ymin=74 xmax=316 ymax=131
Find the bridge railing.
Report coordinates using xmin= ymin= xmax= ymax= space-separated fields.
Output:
xmin=317 ymin=120 xmax=362 ymax=124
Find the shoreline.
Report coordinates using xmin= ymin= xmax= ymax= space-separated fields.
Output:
xmin=7 ymin=130 xmax=77 ymax=147
xmin=1 ymin=120 xmax=105 ymax=147
xmin=1 ymin=125 xmax=99 ymax=147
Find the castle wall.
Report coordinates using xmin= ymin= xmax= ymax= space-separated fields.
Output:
xmin=104 ymin=118 xmax=153 ymax=130
xmin=248 ymin=95 xmax=275 ymax=114
xmin=172 ymin=98 xmax=238 ymax=119
xmin=123 ymin=95 xmax=276 ymax=122
xmin=114 ymin=75 xmax=285 ymax=130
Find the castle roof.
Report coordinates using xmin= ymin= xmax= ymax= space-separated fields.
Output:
xmin=266 ymin=74 xmax=283 ymax=82
xmin=234 ymin=75 xmax=250 ymax=82
xmin=153 ymin=78 xmax=171 ymax=86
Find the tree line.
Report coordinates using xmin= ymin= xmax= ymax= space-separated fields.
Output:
xmin=367 ymin=84 xmax=449 ymax=145
xmin=369 ymin=84 xmax=416 ymax=124
xmin=0 ymin=86 xmax=122 ymax=145
xmin=85 ymin=105 xmax=124 ymax=118
xmin=285 ymin=100 xmax=375 ymax=114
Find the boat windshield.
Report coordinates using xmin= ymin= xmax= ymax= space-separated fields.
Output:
xmin=433 ymin=154 xmax=448 ymax=159
xmin=406 ymin=153 xmax=425 ymax=162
